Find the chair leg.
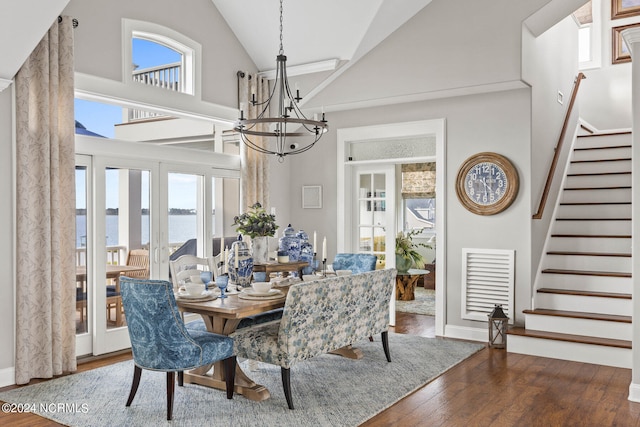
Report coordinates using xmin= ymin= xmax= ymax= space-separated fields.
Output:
xmin=223 ymin=356 xmax=236 ymax=399
xmin=166 ymin=372 xmax=175 ymax=421
xmin=281 ymin=367 xmax=294 ymax=409
xmin=126 ymin=365 xmax=142 ymax=407
xmin=381 ymin=330 xmax=391 ymax=362
xmin=177 ymin=370 xmax=184 ymax=387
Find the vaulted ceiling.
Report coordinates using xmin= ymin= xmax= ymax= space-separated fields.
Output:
xmin=210 ymin=0 xmax=433 ymax=74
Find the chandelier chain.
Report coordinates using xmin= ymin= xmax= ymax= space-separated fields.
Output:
xmin=279 ymin=0 xmax=284 ymax=55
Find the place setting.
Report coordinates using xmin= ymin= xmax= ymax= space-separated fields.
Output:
xmin=175 ymin=271 xmax=218 ymax=302
xmin=238 ymin=281 xmax=285 ymax=301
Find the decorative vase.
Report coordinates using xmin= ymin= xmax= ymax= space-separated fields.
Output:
xmin=251 ymin=236 xmax=269 ymax=264
xmin=279 ymin=224 xmax=301 ymax=261
xmin=395 ymin=254 xmax=413 ymax=273
xmin=297 ymin=230 xmax=315 ymax=275
xmin=228 ymin=235 xmax=253 ymax=288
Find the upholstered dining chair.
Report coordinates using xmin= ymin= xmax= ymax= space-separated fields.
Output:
xmin=331 ymin=253 xmax=378 ymax=274
xmin=119 ymin=277 xmax=236 ymax=420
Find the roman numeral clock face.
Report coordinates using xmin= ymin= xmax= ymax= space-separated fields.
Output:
xmin=455 ymin=152 xmax=519 ymax=215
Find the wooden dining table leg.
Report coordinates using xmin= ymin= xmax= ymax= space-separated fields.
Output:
xmin=182 ymin=315 xmax=271 ymax=401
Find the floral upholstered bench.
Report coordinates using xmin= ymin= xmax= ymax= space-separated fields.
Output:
xmin=230 ymin=268 xmax=397 ymax=409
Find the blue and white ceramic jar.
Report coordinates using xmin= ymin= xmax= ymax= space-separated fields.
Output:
xmin=279 ymin=224 xmax=301 ymax=261
xmin=297 ymin=229 xmax=315 ymax=275
xmin=228 ymin=235 xmax=253 ymax=288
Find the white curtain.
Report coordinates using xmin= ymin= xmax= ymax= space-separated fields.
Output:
xmin=14 ymin=16 xmax=77 ymax=384
xmin=238 ymin=73 xmax=270 ymax=211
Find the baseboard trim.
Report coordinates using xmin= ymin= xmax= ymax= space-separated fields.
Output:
xmin=444 ymin=324 xmax=488 ymax=342
xmin=629 ymin=383 xmax=640 ymax=402
xmin=0 ymin=366 xmax=15 ymax=388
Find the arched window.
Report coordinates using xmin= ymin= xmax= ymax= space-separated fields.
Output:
xmin=122 ymin=19 xmax=201 ymax=98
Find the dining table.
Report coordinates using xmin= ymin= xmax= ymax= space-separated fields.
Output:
xmin=252 ymin=260 xmax=310 ymax=278
xmin=176 ymin=288 xmax=289 ymax=401
xmin=76 ymin=264 xmax=149 ymax=326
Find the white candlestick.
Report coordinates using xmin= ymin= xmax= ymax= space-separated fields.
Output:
xmin=234 ymin=244 xmax=239 ymax=268
xmin=322 ymin=237 xmax=327 ymax=260
xmin=224 ymin=248 xmax=228 ymax=273
xmin=313 ymin=231 xmax=317 ymax=252
xmin=220 ymin=237 xmax=224 ymax=258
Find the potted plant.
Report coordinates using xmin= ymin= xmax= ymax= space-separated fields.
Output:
xmin=232 ymin=202 xmax=279 ymax=264
xmin=395 ymin=228 xmax=431 ymax=273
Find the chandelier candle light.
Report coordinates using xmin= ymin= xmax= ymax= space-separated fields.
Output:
xmin=234 ymin=0 xmax=328 ymax=161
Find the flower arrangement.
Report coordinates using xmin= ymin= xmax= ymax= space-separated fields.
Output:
xmin=232 ymin=202 xmax=279 ymax=238
xmin=395 ymin=228 xmax=431 ymax=270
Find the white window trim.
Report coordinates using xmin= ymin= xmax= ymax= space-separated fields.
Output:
xmin=577 ymin=0 xmax=602 ymax=70
xmin=122 ymin=18 xmax=202 ymax=99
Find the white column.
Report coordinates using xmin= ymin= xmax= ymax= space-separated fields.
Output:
xmin=623 ymin=27 xmax=640 ymax=403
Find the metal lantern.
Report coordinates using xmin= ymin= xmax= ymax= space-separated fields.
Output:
xmin=488 ymin=304 xmax=509 ymax=349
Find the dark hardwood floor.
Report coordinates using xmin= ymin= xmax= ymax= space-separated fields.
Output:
xmin=2 ymin=311 xmax=639 ymax=426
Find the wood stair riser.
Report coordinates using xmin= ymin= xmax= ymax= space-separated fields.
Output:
xmin=568 ymin=160 xmax=631 ymax=175
xmin=552 ymin=219 xmax=630 ymax=235
xmin=575 ymin=133 xmax=633 ymax=149
xmin=557 ymin=203 xmax=631 ymax=218
xmin=543 ymin=254 xmax=630 ymax=272
xmin=537 ymin=273 xmax=632 ymax=294
xmin=535 ymin=293 xmax=631 ymax=316
xmin=508 ymin=335 xmax=631 ymax=368
xmin=523 ymin=313 xmax=631 ymax=341
xmin=565 ymin=174 xmax=631 ymax=188
xmin=571 ymin=148 xmax=631 ymax=162
xmin=547 ymin=236 xmax=631 ymax=253
xmin=561 ymin=187 xmax=630 ymax=203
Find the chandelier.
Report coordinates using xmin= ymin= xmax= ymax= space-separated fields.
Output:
xmin=233 ymin=0 xmax=328 ymax=161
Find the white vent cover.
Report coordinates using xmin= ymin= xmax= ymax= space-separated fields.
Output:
xmin=461 ymin=248 xmax=515 ymax=322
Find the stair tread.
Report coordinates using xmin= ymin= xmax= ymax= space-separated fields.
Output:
xmin=541 ymin=269 xmax=631 ymax=278
xmin=523 ymin=308 xmax=631 ymax=323
xmin=567 ymin=171 xmax=631 ymax=176
xmin=560 ymin=202 xmax=631 ymax=205
xmin=537 ymin=287 xmax=631 ymax=299
xmin=574 ymin=145 xmax=631 ymax=151
xmin=570 ymin=158 xmax=631 ymax=163
xmin=563 ymin=186 xmax=631 ymax=190
xmin=577 ymin=131 xmax=632 ymax=138
xmin=551 ymin=234 xmax=631 ymax=238
xmin=546 ymin=251 xmax=631 ymax=257
xmin=508 ymin=327 xmax=632 ymax=349
xmin=555 ymin=217 xmax=630 ymax=221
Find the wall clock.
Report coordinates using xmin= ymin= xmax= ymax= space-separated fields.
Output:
xmin=455 ymin=152 xmax=519 ymax=216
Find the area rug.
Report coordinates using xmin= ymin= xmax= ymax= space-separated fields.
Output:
xmin=396 ymin=287 xmax=435 ymax=316
xmin=0 ymin=333 xmax=483 ymax=427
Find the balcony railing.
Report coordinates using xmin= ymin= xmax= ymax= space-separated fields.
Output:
xmin=130 ymin=62 xmax=183 ymax=121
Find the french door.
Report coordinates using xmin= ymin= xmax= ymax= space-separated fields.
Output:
xmin=352 ymin=164 xmax=397 ymax=324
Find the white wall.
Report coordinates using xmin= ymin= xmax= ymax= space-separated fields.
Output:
xmin=306 ymin=0 xmax=550 ymax=110
xmin=62 ymin=0 xmax=257 ymax=108
xmin=522 ymin=15 xmax=580 ymax=278
xmin=579 ymin=0 xmax=638 ymax=130
xmin=0 ymin=89 xmax=15 ymax=370
xmin=281 ymin=88 xmax=532 ymax=330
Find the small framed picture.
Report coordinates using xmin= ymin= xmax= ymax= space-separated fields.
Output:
xmin=302 ymin=185 xmax=322 ymax=209
xmin=612 ymin=23 xmax=638 ymax=64
xmin=612 ymin=0 xmax=640 ymax=20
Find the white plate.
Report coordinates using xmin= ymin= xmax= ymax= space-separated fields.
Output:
xmin=242 ymin=288 xmax=283 ymax=297
xmin=176 ymin=290 xmax=214 ymax=300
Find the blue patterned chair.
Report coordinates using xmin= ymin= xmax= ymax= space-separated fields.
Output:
xmin=331 ymin=253 xmax=378 ymax=274
xmin=120 ymin=277 xmax=236 ymax=420
xmin=230 ymin=268 xmax=396 ymax=409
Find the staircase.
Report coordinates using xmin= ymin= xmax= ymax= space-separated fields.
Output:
xmin=508 ymin=131 xmax=633 ymax=368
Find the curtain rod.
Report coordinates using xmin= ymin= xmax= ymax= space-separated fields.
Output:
xmin=58 ymin=16 xmax=79 ymax=28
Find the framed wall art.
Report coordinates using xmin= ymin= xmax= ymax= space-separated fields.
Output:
xmin=612 ymin=23 xmax=638 ymax=64
xmin=612 ymin=0 xmax=640 ymax=19
xmin=302 ymin=185 xmax=322 ymax=209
